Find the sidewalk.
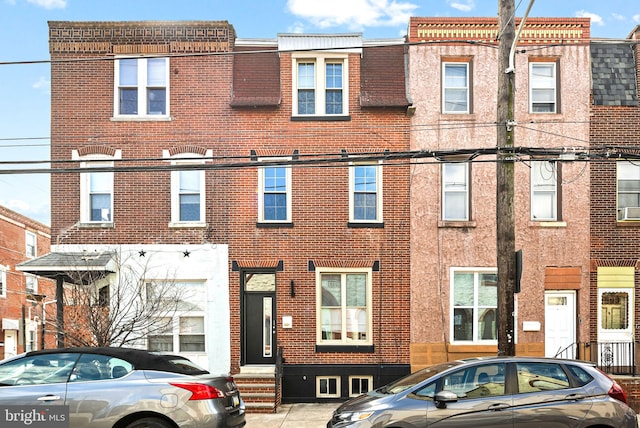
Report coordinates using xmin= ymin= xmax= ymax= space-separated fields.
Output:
xmin=244 ymin=403 xmax=339 ymax=428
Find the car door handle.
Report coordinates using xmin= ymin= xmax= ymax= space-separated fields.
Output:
xmin=565 ymin=393 xmax=586 ymax=401
xmin=488 ymin=403 xmax=510 ymax=411
xmin=37 ymin=395 xmax=61 ymax=401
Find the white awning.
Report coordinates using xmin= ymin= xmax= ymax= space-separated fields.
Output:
xmin=2 ymin=318 xmax=19 ymax=330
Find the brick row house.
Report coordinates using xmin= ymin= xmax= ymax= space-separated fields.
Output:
xmin=406 ymin=18 xmax=592 ymax=369
xmin=589 ymin=27 xmax=640 ymax=371
xmin=19 ymin=21 xmax=412 ymax=408
xmin=0 ymin=205 xmax=55 ymax=358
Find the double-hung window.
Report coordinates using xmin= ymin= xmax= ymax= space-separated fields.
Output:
xmin=25 ymin=274 xmax=37 ymax=295
xmin=318 ymin=269 xmax=371 ymax=346
xmin=0 ymin=266 xmax=6 ymax=298
xmin=115 ymin=57 xmax=169 ymax=117
xmin=442 ymin=163 xmax=469 ymax=221
xmin=531 ymin=160 xmax=558 ymax=221
xmin=443 ymin=62 xmax=470 ymax=113
xmin=25 ymin=231 xmax=36 ymax=258
xmin=78 ymin=154 xmax=116 ymax=224
xmin=168 ymin=153 xmax=208 ymax=226
xmin=617 ymin=161 xmax=640 ymax=220
xmin=451 ymin=269 xmax=497 ymax=343
xmin=530 ymin=62 xmax=557 ymax=113
xmin=350 ymin=162 xmax=382 ymax=223
xmin=294 ymin=55 xmax=347 ymax=117
xmin=258 ymin=159 xmax=292 ymax=223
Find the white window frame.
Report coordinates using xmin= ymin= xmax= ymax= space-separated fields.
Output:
xmin=146 ymin=281 xmax=206 ymax=353
xmin=25 ymin=274 xmax=37 ymax=295
xmin=529 ymin=62 xmax=557 ymax=113
xmin=442 ymin=163 xmax=469 ymax=221
xmin=617 ymin=161 xmax=640 ymax=220
xmin=292 ymin=53 xmax=348 ymax=117
xmin=0 ymin=265 xmax=7 ymax=298
xmin=316 ymin=376 xmax=341 ymax=398
xmin=450 ymin=267 xmax=498 ymax=345
xmin=25 ymin=231 xmax=36 ymax=258
xmin=348 ymin=375 xmax=373 ymax=397
xmin=442 ymin=62 xmax=470 ymax=114
xmin=316 ymin=267 xmax=372 ymax=346
xmin=258 ymin=158 xmax=292 ymax=223
xmin=75 ymin=151 xmax=120 ymax=224
xmin=168 ymin=153 xmax=208 ymax=227
xmin=531 ymin=160 xmax=558 ymax=221
xmin=114 ymin=57 xmax=170 ymax=119
xmin=349 ymin=162 xmax=383 ymax=223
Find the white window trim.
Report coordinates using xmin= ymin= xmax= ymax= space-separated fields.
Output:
xmin=316 ymin=267 xmax=373 ymax=346
xmin=25 ymin=230 xmax=36 ymax=258
xmin=316 ymin=376 xmax=341 ymax=398
xmin=529 ymin=62 xmax=557 ymax=114
xmin=442 ymin=62 xmax=470 ymax=114
xmin=74 ymin=151 xmax=121 ymax=225
xmin=348 ymin=375 xmax=373 ymax=397
xmin=530 ymin=160 xmax=558 ymax=221
xmin=113 ymin=56 xmax=171 ymax=120
xmin=25 ymin=274 xmax=38 ymax=297
xmin=0 ymin=265 xmax=7 ymax=298
xmin=166 ymin=151 xmax=210 ymax=228
xmin=258 ymin=157 xmax=292 ymax=223
xmin=442 ymin=162 xmax=469 ymax=221
xmin=617 ymin=161 xmax=640 ymax=220
xmin=450 ymin=267 xmax=498 ymax=345
xmin=349 ymin=161 xmax=383 ymax=223
xmin=292 ymin=53 xmax=349 ymax=117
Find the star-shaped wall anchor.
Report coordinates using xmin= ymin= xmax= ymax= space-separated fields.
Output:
xmin=139 ymin=250 xmax=146 ymax=257
xmin=183 ymin=250 xmax=191 ymax=257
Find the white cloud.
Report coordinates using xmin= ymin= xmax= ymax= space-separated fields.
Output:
xmin=575 ymin=10 xmax=604 ymax=26
xmin=287 ymin=0 xmax=417 ymax=31
xmin=32 ymin=76 xmax=51 ymax=94
xmin=447 ymin=0 xmax=475 ymax=13
xmin=634 ymin=14 xmax=640 ymax=23
xmin=611 ymin=13 xmax=626 ymax=22
xmin=26 ymin=0 xmax=66 ymax=9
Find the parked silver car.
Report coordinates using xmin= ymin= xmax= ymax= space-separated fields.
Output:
xmin=328 ymin=356 xmax=637 ymax=427
xmin=0 ymin=347 xmax=245 ymax=428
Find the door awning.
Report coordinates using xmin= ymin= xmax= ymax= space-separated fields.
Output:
xmin=16 ymin=251 xmax=116 ymax=285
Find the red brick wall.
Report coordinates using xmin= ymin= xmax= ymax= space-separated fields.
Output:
xmin=49 ymin=23 xmax=411 ymax=371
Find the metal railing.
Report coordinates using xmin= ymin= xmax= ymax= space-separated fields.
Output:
xmin=554 ymin=341 xmax=636 ymax=375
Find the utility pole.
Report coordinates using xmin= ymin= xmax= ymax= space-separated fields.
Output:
xmin=496 ymin=0 xmax=516 ymax=356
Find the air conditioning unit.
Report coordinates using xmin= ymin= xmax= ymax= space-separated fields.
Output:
xmin=622 ymin=207 xmax=640 ymax=220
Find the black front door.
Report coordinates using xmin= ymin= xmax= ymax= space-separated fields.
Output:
xmin=242 ymin=272 xmax=276 ymax=365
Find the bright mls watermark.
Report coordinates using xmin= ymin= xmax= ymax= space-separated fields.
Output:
xmin=1 ymin=406 xmax=68 ymax=427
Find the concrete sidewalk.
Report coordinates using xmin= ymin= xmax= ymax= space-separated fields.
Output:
xmin=244 ymin=403 xmax=339 ymax=427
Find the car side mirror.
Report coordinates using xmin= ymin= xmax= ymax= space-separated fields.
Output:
xmin=434 ymin=390 xmax=458 ymax=409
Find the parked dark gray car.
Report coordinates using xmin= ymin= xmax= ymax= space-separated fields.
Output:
xmin=0 ymin=347 xmax=245 ymax=428
xmin=328 ymin=356 xmax=637 ymax=427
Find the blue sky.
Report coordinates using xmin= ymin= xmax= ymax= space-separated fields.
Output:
xmin=1 ymin=0 xmax=639 ymax=226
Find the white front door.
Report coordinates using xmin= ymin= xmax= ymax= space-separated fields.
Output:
xmin=4 ymin=330 xmax=17 ymax=359
xmin=544 ymin=291 xmax=576 ymax=357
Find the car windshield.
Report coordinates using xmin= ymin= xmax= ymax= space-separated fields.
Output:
xmin=380 ymin=361 xmax=463 ymax=394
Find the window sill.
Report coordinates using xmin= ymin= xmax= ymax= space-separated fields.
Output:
xmin=616 ymin=220 xmax=640 ymax=227
xmin=111 ymin=115 xmax=173 ymax=122
xmin=168 ymin=221 xmax=208 ymax=229
xmin=348 ymin=222 xmax=384 ymax=228
xmin=529 ymin=221 xmax=567 ymax=228
xmin=79 ymin=222 xmax=115 ymax=229
xmin=256 ymin=222 xmax=294 ymax=228
xmin=291 ymin=115 xmax=351 ymax=122
xmin=439 ymin=113 xmax=476 ymax=121
xmin=438 ymin=220 xmax=476 ymax=228
xmin=315 ymin=345 xmax=375 ymax=353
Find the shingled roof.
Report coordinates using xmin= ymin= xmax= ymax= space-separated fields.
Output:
xmin=591 ymin=42 xmax=638 ymax=106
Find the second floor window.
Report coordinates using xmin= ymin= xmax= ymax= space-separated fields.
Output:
xmin=171 ymin=167 xmax=205 ymax=223
xmin=0 ymin=266 xmax=6 ymax=298
xmin=294 ymin=56 xmax=347 ymax=116
xmin=115 ymin=57 xmax=169 ymax=117
xmin=530 ymin=62 xmax=557 ymax=113
xmin=350 ymin=163 xmax=382 ymax=223
xmin=80 ymin=158 xmax=114 ymax=223
xmin=259 ymin=161 xmax=291 ymax=223
xmin=531 ymin=160 xmax=558 ymax=221
xmin=442 ymin=163 xmax=469 ymax=221
xmin=25 ymin=231 xmax=36 ymax=258
xmin=25 ymin=275 xmax=37 ymax=294
xmin=443 ymin=62 xmax=470 ymax=113
xmin=617 ymin=161 xmax=640 ymax=220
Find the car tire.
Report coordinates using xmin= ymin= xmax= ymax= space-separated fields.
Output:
xmin=124 ymin=417 xmax=173 ymax=428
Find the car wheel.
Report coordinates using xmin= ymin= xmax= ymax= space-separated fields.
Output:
xmin=124 ymin=417 xmax=173 ymax=428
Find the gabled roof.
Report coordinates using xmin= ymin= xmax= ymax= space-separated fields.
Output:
xmin=590 ymin=42 xmax=638 ymax=106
